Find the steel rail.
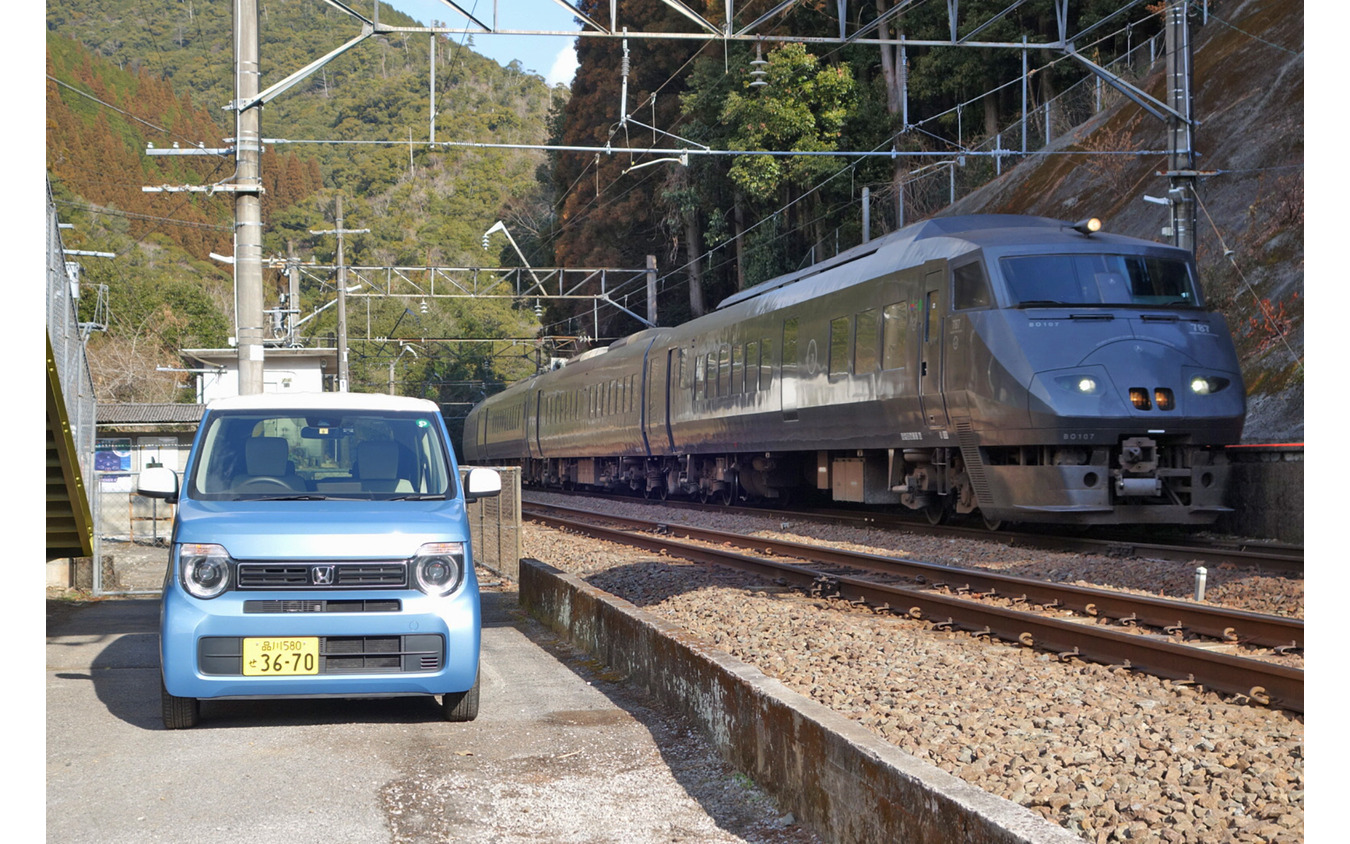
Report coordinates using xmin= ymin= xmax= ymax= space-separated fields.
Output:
xmin=525 ymin=490 xmax=1303 ymax=574
xmin=526 ymin=506 xmax=1304 ymax=713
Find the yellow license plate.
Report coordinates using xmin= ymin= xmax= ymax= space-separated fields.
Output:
xmin=243 ymin=637 xmax=319 ymax=676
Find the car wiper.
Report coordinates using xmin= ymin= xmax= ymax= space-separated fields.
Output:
xmin=242 ymin=493 xmax=338 ymax=501
xmin=387 ymin=493 xmax=448 ymax=501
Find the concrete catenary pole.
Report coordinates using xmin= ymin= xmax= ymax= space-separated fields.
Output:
xmin=234 ymin=0 xmax=265 ymax=395
xmin=310 ymin=196 xmax=367 ymax=393
xmin=1165 ymin=0 xmax=1197 ymax=255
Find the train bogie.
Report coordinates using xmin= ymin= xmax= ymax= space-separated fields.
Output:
xmin=463 ymin=215 xmax=1246 ymax=527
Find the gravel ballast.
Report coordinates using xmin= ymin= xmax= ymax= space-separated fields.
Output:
xmin=521 ymin=492 xmax=1304 ymax=844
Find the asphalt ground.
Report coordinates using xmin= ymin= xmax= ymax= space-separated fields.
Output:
xmin=44 ymin=578 xmax=817 ymax=843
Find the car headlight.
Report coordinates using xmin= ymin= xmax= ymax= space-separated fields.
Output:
xmin=179 ymin=543 xmax=232 ymax=599
xmin=412 ymin=542 xmax=466 ymax=597
xmin=1189 ymin=375 xmax=1231 ymax=395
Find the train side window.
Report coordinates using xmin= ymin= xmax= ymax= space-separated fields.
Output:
xmin=783 ymin=318 xmax=798 ymax=370
xmin=953 ymin=261 xmax=993 ymax=310
xmin=855 ymin=308 xmax=880 ymax=373
xmin=695 ymin=354 xmax=706 ymax=400
xmin=761 ymin=338 xmax=773 ymax=390
xmin=731 ymin=344 xmax=743 ymax=394
xmin=829 ymin=316 xmax=851 ymax=377
xmin=718 ymin=345 xmax=731 ymax=397
xmin=882 ymin=302 xmax=908 ymax=370
xmin=707 ymin=353 xmax=719 ymax=399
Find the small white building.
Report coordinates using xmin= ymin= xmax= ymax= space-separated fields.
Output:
xmin=181 ymin=347 xmax=339 ymax=404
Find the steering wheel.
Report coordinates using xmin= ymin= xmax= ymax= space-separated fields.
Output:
xmin=235 ymin=476 xmax=294 ymax=492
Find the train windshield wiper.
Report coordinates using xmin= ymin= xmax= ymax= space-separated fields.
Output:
xmin=1015 ymin=299 xmax=1069 ymax=308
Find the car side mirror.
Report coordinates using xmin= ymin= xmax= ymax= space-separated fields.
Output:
xmin=138 ymin=466 xmax=180 ymax=503
xmin=464 ymin=467 xmax=501 ymax=501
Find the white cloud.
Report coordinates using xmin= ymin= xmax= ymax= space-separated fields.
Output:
xmin=547 ymin=43 xmax=578 ymax=87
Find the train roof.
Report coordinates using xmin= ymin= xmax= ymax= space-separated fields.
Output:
xmin=716 ymin=214 xmax=1176 ymax=310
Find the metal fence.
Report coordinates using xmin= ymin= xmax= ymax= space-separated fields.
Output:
xmin=867 ymin=30 xmax=1169 ymax=232
xmin=463 ymin=466 xmax=523 ymax=583
xmin=47 ymin=179 xmax=100 ymax=571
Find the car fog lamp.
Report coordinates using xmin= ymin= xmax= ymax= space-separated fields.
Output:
xmin=179 ymin=543 xmax=232 ymax=599
xmin=413 ymin=542 xmax=465 ymax=597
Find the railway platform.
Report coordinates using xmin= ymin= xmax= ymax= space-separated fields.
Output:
xmin=44 ymin=581 xmax=815 ymax=843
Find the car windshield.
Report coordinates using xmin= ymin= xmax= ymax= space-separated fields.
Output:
xmin=999 ymin=253 xmax=1200 ymax=308
xmin=188 ymin=409 xmax=454 ymax=501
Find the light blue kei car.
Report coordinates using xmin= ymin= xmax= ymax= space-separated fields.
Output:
xmin=137 ymin=392 xmax=501 ymax=729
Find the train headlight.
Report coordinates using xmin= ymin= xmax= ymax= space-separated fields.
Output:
xmin=1054 ymin=374 xmax=1101 ymax=395
xmin=1189 ymin=376 xmax=1231 ymax=395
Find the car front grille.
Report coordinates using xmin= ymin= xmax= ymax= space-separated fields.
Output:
xmin=236 ymin=561 xmax=407 ymax=590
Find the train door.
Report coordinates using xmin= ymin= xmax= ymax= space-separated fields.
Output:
xmin=918 ymin=262 xmax=949 ymax=430
xmin=642 ymin=345 xmax=676 ymax=455
xmin=530 ymin=390 xmax=543 ymax=458
xmin=781 ymin=316 xmax=800 ymax=422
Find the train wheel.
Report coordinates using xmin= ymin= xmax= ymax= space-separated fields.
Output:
xmin=925 ymin=499 xmax=948 ymax=526
xmin=981 ymin=514 xmax=1004 ymax=532
xmin=717 ymin=486 xmax=735 ymax=506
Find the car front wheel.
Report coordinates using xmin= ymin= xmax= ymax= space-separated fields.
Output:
xmin=441 ymin=671 xmax=480 ymax=722
xmin=161 ymin=675 xmax=200 ymax=729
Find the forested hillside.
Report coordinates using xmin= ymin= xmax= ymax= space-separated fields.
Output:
xmin=47 ymin=0 xmax=1302 ymax=442
xmin=46 ymin=0 xmax=561 ymax=409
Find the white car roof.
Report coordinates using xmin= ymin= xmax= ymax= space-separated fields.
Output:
xmin=205 ymin=392 xmax=441 ymax=413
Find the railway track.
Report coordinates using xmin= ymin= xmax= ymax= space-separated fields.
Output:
xmin=526 ymin=488 xmax=1303 ymax=574
xmin=523 ymin=500 xmax=1304 ymax=713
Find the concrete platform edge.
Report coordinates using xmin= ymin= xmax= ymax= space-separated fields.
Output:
xmin=518 ymin=558 xmax=1084 ymax=844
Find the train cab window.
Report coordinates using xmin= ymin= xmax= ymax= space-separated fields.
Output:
xmin=1000 ymin=254 xmax=1200 ymax=308
xmin=953 ymin=262 xmax=993 ymax=310
xmin=882 ymin=302 xmax=908 ymax=370
xmin=855 ymin=309 xmax=880 ymax=373
xmin=829 ymin=317 xmax=851 ymax=377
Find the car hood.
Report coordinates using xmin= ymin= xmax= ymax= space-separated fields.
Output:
xmin=172 ymin=498 xmax=470 ymax=560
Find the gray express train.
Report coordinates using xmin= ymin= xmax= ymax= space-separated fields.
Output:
xmin=463 ymin=214 xmax=1246 ymax=528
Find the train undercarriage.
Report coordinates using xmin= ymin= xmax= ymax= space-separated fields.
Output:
xmin=517 ymin=436 xmax=1231 ymax=528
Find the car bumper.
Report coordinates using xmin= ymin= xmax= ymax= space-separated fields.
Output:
xmin=160 ymin=586 xmax=481 ymax=700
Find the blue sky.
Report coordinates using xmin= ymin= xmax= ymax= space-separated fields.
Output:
xmin=382 ymin=1 xmax=581 ymax=86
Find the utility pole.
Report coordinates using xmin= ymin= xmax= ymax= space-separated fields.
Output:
xmin=234 ymin=0 xmax=265 ymax=394
xmin=310 ymin=195 xmax=368 ymax=393
xmin=285 ymin=239 xmax=301 ymax=347
xmin=1165 ymin=0 xmax=1197 ymax=254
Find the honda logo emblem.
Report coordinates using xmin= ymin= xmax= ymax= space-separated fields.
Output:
xmin=311 ymin=565 xmax=336 ymax=585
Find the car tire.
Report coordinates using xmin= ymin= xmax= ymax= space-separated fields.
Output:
xmin=161 ymin=675 xmax=200 ymax=730
xmin=442 ymin=671 xmax=480 ymax=722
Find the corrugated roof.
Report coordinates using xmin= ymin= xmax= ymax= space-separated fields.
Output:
xmin=97 ymin=403 xmax=205 ymax=425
